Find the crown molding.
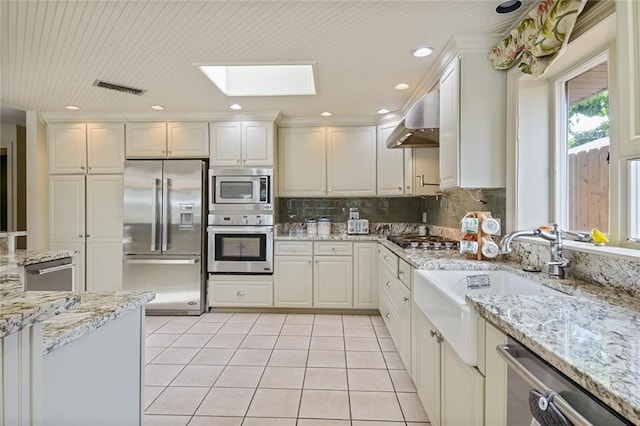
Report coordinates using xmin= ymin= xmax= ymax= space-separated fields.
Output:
xmin=40 ymin=110 xmax=281 ymax=124
xmin=278 ymin=115 xmax=380 ymax=127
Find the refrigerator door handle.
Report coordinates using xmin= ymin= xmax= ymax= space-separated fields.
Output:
xmin=151 ymin=178 xmax=160 ymax=251
xmin=162 ymin=178 xmax=169 ymax=251
xmin=124 ymin=256 xmax=200 ymax=265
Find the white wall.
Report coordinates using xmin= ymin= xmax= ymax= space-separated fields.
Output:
xmin=26 ymin=111 xmax=48 ymax=250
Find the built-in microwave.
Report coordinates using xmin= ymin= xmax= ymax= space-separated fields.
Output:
xmin=209 ymin=168 xmax=273 ymax=211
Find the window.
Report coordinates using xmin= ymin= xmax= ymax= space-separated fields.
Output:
xmin=556 ymin=55 xmax=610 ymax=234
xmin=629 ymin=160 xmax=640 ymax=242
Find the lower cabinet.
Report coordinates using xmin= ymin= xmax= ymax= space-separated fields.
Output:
xmin=274 ymin=255 xmax=313 ymax=307
xmin=209 ymin=275 xmax=273 ymax=307
xmin=484 ymin=320 xmax=509 ymax=426
xmin=85 ymin=241 xmax=123 ymax=292
xmin=412 ymin=302 xmax=484 ymax=426
xmin=353 ymin=242 xmax=378 ymax=309
xmin=314 ymin=255 xmax=353 ymax=308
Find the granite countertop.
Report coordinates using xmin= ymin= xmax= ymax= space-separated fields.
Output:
xmin=42 ymin=291 xmax=155 ymax=355
xmin=275 ymin=232 xmax=384 ymax=241
xmin=377 ymin=239 xmax=640 ymax=423
xmin=0 ymin=250 xmax=154 ymax=353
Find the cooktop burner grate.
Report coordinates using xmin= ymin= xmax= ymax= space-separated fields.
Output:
xmin=387 ymin=234 xmax=459 ymax=250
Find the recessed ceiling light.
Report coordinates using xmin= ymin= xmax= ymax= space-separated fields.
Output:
xmin=395 ymin=83 xmax=410 ymax=90
xmin=378 ymin=108 xmax=390 ymax=114
xmin=321 ymin=112 xmax=332 ymax=117
xmin=230 ymin=104 xmax=242 ymax=110
xmin=199 ymin=64 xmax=316 ymax=96
xmin=65 ymin=105 xmax=79 ymax=110
xmin=495 ymin=0 xmax=522 ymax=14
xmin=412 ymin=47 xmax=434 ymax=58
xmin=151 ymin=105 xmax=165 ymax=111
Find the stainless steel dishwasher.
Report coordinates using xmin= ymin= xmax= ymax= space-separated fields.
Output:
xmin=498 ymin=338 xmax=632 ymax=425
xmin=24 ymin=257 xmax=75 ymax=291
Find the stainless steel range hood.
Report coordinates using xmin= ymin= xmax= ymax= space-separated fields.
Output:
xmin=386 ymin=90 xmax=439 ymax=148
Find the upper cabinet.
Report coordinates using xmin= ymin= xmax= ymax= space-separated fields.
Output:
xmin=125 ymin=121 xmax=209 ymax=159
xmin=617 ymin=1 xmax=640 ymax=158
xmin=278 ymin=126 xmax=376 ymax=197
xmin=327 ymin=127 xmax=376 ymax=197
xmin=48 ymin=122 xmax=124 ymax=174
xmin=210 ymin=121 xmax=275 ymax=168
xmin=438 ymin=52 xmax=506 ymax=189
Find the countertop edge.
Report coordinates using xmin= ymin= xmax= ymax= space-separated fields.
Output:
xmin=0 ymin=293 xmax=81 ymax=338
xmin=42 ymin=291 xmax=156 ymax=355
xmin=14 ymin=250 xmax=78 ymax=267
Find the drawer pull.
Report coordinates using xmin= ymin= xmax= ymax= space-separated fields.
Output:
xmin=385 ymin=281 xmax=391 ymax=287
xmin=236 ymin=291 xmax=245 ymax=296
xmin=403 ymin=296 xmax=409 ymax=302
xmin=399 ymin=270 xmax=404 ymax=276
xmin=384 ymin=255 xmax=389 ymax=261
xmin=430 ymin=330 xmax=437 ymax=338
xmin=385 ymin=312 xmax=391 ymax=318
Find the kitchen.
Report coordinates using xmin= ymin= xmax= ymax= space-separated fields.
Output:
xmin=1 ymin=0 xmax=640 ymax=425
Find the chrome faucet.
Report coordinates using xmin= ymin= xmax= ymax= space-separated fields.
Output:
xmin=499 ymin=223 xmax=571 ymax=279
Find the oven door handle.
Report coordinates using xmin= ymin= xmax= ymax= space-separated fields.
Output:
xmin=34 ymin=263 xmax=75 ymax=275
xmin=497 ymin=344 xmax=594 ymax=426
xmin=207 ymin=226 xmax=274 ymax=233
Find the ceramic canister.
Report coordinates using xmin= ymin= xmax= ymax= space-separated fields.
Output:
xmin=317 ymin=218 xmax=331 ymax=236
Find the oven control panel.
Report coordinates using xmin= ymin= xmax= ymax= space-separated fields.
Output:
xmin=208 ymin=213 xmax=274 ymax=226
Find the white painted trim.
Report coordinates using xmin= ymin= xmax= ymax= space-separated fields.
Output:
xmin=26 ymin=112 xmax=49 ymax=250
xmin=0 ymin=126 xmax=17 ymax=231
xmin=518 ymin=235 xmax=640 ymax=261
xmin=40 ymin=110 xmax=281 ymax=123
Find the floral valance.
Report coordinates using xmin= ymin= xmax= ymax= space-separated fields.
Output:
xmin=489 ymin=0 xmax=587 ymax=77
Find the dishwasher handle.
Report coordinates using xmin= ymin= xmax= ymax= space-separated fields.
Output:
xmin=34 ymin=263 xmax=75 ymax=275
xmin=497 ymin=344 xmax=593 ymax=426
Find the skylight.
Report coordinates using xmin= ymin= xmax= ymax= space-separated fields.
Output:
xmin=199 ymin=64 xmax=316 ymax=96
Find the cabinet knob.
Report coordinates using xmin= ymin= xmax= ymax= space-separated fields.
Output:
xmin=403 ymin=296 xmax=409 ymax=302
xmin=385 ymin=281 xmax=391 ymax=287
xmin=430 ymin=330 xmax=436 ymax=338
xmin=398 ymin=187 xmax=402 ymax=190
xmin=331 ymin=247 xmax=336 ymax=251
xmin=384 ymin=255 xmax=388 ymax=261
xmin=406 ymin=186 xmax=411 ymax=190
xmin=328 ymin=189 xmax=333 ymax=192
xmin=308 ymin=260 xmax=312 ymax=264
xmin=80 ymin=166 xmax=85 ymax=170
xmin=385 ymin=312 xmax=391 ymax=318
xmin=78 ymin=234 xmax=83 ymax=238
xmin=236 ymin=291 xmax=245 ymax=296
xmin=86 ymin=234 xmax=91 ymax=238
xmin=168 ymin=151 xmax=172 ymax=154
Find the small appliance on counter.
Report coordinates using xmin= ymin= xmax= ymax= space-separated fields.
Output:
xmin=347 ymin=219 xmax=369 ymax=235
xmin=317 ymin=218 xmax=331 ymax=236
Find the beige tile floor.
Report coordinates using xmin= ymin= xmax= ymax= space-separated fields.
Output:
xmin=144 ymin=312 xmax=430 ymax=426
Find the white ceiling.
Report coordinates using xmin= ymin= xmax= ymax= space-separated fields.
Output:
xmin=0 ymin=1 xmax=522 ymax=121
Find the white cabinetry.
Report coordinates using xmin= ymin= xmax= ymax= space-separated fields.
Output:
xmin=209 ymin=275 xmax=273 ymax=307
xmin=438 ymin=52 xmax=506 ymax=189
xmin=353 ymin=242 xmax=378 ymax=309
xmin=327 ymin=126 xmax=376 ymax=196
xmin=278 ymin=127 xmax=327 ymax=196
xmin=274 ymin=241 xmax=313 ymax=308
xmin=377 ymin=122 xmax=407 ymax=196
xmin=617 ymin=1 xmax=640 ymax=158
xmin=49 ymin=175 xmax=123 ymax=292
xmin=412 ymin=301 xmax=485 ymax=426
xmin=413 ymin=148 xmax=440 ymax=196
xmin=48 ymin=122 xmax=124 ymax=174
xmin=314 ymin=242 xmax=353 ymax=308
xmin=278 ymin=126 xmax=376 ymax=197
xmin=484 ymin=320 xmax=508 ymax=426
xmin=210 ymin=121 xmax=275 ymax=167
xmin=125 ymin=122 xmax=209 ymax=158
xmin=378 ymin=244 xmax=411 ymax=372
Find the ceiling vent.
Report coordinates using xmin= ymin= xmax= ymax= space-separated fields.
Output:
xmin=92 ymin=80 xmax=146 ymax=96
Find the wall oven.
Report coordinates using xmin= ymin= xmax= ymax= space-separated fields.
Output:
xmin=209 ymin=168 xmax=273 ymax=211
xmin=207 ymin=214 xmax=274 ymax=274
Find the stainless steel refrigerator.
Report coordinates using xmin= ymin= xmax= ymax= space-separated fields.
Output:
xmin=123 ymin=160 xmax=206 ymax=315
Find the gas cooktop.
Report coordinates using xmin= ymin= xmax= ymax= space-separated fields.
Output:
xmin=387 ymin=234 xmax=459 ymax=250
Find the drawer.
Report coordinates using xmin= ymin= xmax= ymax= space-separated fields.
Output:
xmin=380 ymin=265 xmax=399 ymax=307
xmin=398 ymin=260 xmax=413 ymax=289
xmin=378 ymin=291 xmax=398 ymax=335
xmin=314 ymin=241 xmax=353 ymax=256
xmin=378 ymin=245 xmax=398 ymax=276
xmin=275 ymin=241 xmax=313 ymax=256
xmin=209 ymin=276 xmax=273 ymax=307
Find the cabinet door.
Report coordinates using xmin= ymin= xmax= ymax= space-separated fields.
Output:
xmin=353 ymin=242 xmax=378 ymax=309
xmin=377 ymin=122 xmax=405 ymax=196
xmin=413 ymin=147 xmax=440 ymax=196
xmin=397 ymin=282 xmax=412 ymax=373
xmin=485 ymin=322 xmax=508 ymax=426
xmin=438 ymin=59 xmax=460 ymax=190
xmin=86 ymin=241 xmax=122 ymax=292
xmin=441 ymin=340 xmax=484 ymax=426
xmin=209 ymin=121 xmax=242 ymax=167
xmin=167 ymin=122 xmax=209 ymax=158
xmin=278 ymin=127 xmax=327 ymax=196
xmin=313 ymin=255 xmax=353 ymax=308
xmin=125 ymin=122 xmax=166 ymax=158
xmin=87 ymin=123 xmax=125 ymax=173
xmin=415 ymin=309 xmax=441 ymax=426
xmin=49 ymin=176 xmax=85 ymax=242
xmin=327 ymin=126 xmax=376 ymax=196
xmin=617 ymin=1 xmax=640 ymax=158
xmin=50 ymin=241 xmax=85 ymax=292
xmin=242 ymin=121 xmax=274 ymax=167
xmin=86 ymin=175 xmax=123 ymax=241
xmin=404 ymin=149 xmax=414 ymax=195
xmin=274 ymin=255 xmax=313 ymax=307
xmin=48 ymin=123 xmax=87 ymax=174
